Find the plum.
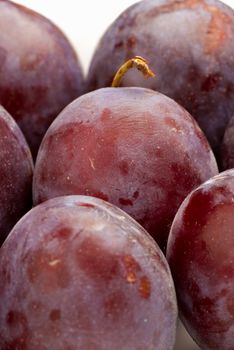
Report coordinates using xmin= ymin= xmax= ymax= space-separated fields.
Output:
xmin=167 ymin=170 xmax=234 ymax=349
xmin=221 ymin=114 xmax=234 ymax=170
xmin=33 ymin=84 xmax=218 ymax=250
xmin=0 ymin=195 xmax=178 ymax=350
xmin=0 ymin=0 xmax=84 ymax=158
xmin=0 ymin=105 xmax=33 ymax=246
xmin=86 ymin=0 xmax=234 ymax=165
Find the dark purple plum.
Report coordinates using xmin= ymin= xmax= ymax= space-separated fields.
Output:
xmin=221 ymin=114 xmax=234 ymax=170
xmin=167 ymin=170 xmax=234 ymax=350
xmin=86 ymin=0 xmax=234 ymax=165
xmin=33 ymin=87 xmax=218 ymax=250
xmin=0 ymin=0 xmax=84 ymax=158
xmin=0 ymin=105 xmax=33 ymax=246
xmin=0 ymin=195 xmax=178 ymax=350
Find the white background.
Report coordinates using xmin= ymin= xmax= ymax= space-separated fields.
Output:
xmin=15 ymin=0 xmax=234 ymax=74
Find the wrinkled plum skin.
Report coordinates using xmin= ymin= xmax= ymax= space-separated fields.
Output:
xmin=0 ymin=195 xmax=178 ymax=350
xmin=221 ymin=115 xmax=234 ymax=170
xmin=33 ymin=87 xmax=218 ymax=250
xmin=0 ymin=106 xmax=33 ymax=246
xmin=86 ymin=0 xmax=234 ymax=165
xmin=0 ymin=1 xmax=84 ymax=158
xmin=167 ymin=170 xmax=234 ymax=350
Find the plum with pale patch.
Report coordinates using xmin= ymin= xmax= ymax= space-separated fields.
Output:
xmin=167 ymin=170 xmax=234 ymax=350
xmin=86 ymin=0 xmax=234 ymax=164
xmin=33 ymin=87 xmax=218 ymax=250
xmin=0 ymin=195 xmax=177 ymax=350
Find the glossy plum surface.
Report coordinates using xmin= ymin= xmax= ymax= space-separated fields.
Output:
xmin=33 ymin=87 xmax=218 ymax=250
xmin=167 ymin=170 xmax=234 ymax=350
xmin=0 ymin=0 xmax=84 ymax=158
xmin=0 ymin=105 xmax=33 ymax=246
xmin=221 ymin=115 xmax=234 ymax=170
xmin=86 ymin=0 xmax=234 ymax=164
xmin=0 ymin=195 xmax=177 ymax=350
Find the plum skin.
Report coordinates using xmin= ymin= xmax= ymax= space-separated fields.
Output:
xmin=0 ymin=105 xmax=33 ymax=246
xmin=167 ymin=170 xmax=234 ymax=350
xmin=0 ymin=0 xmax=84 ymax=158
xmin=0 ymin=195 xmax=178 ymax=350
xmin=86 ymin=0 xmax=234 ymax=165
xmin=33 ymin=87 xmax=218 ymax=250
xmin=221 ymin=115 xmax=234 ymax=170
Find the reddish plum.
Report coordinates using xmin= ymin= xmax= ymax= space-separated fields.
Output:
xmin=86 ymin=0 xmax=234 ymax=164
xmin=0 ymin=105 xmax=33 ymax=246
xmin=33 ymin=87 xmax=218 ymax=250
xmin=167 ymin=170 xmax=234 ymax=349
xmin=0 ymin=0 xmax=84 ymax=157
xmin=0 ymin=195 xmax=177 ymax=350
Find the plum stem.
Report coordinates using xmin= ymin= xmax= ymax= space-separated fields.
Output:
xmin=111 ymin=56 xmax=155 ymax=87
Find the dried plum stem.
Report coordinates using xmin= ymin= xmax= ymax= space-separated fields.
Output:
xmin=111 ymin=56 xmax=155 ymax=87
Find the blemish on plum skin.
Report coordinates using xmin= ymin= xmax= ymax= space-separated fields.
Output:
xmin=114 ymin=41 xmax=124 ymax=49
xmin=26 ymin=249 xmax=71 ymax=290
xmin=52 ymin=227 xmax=71 ymax=240
xmin=139 ymin=276 xmax=151 ymax=299
xmin=205 ymin=5 xmax=231 ymax=54
xmin=78 ymin=202 xmax=95 ymax=209
xmin=164 ymin=116 xmax=181 ymax=132
xmin=6 ymin=310 xmax=27 ymax=326
xmin=127 ymin=271 xmax=137 ymax=283
xmin=133 ymin=190 xmax=139 ymax=199
xmin=20 ymin=53 xmax=44 ymax=72
xmin=201 ymin=73 xmax=221 ymax=92
xmin=101 ymin=108 xmax=112 ymax=122
xmin=77 ymin=237 xmax=120 ymax=282
xmin=50 ymin=309 xmax=61 ymax=322
xmin=5 ymin=310 xmax=28 ymax=349
xmin=119 ymin=198 xmax=133 ymax=206
xmin=123 ymin=255 xmax=141 ymax=284
xmin=127 ymin=36 xmax=136 ymax=48
xmin=119 ymin=160 xmax=129 ymax=175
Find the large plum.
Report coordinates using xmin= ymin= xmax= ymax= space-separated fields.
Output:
xmin=0 ymin=195 xmax=177 ymax=350
xmin=33 ymin=86 xmax=218 ymax=250
xmin=0 ymin=0 xmax=84 ymax=158
xmin=86 ymin=0 xmax=234 ymax=165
